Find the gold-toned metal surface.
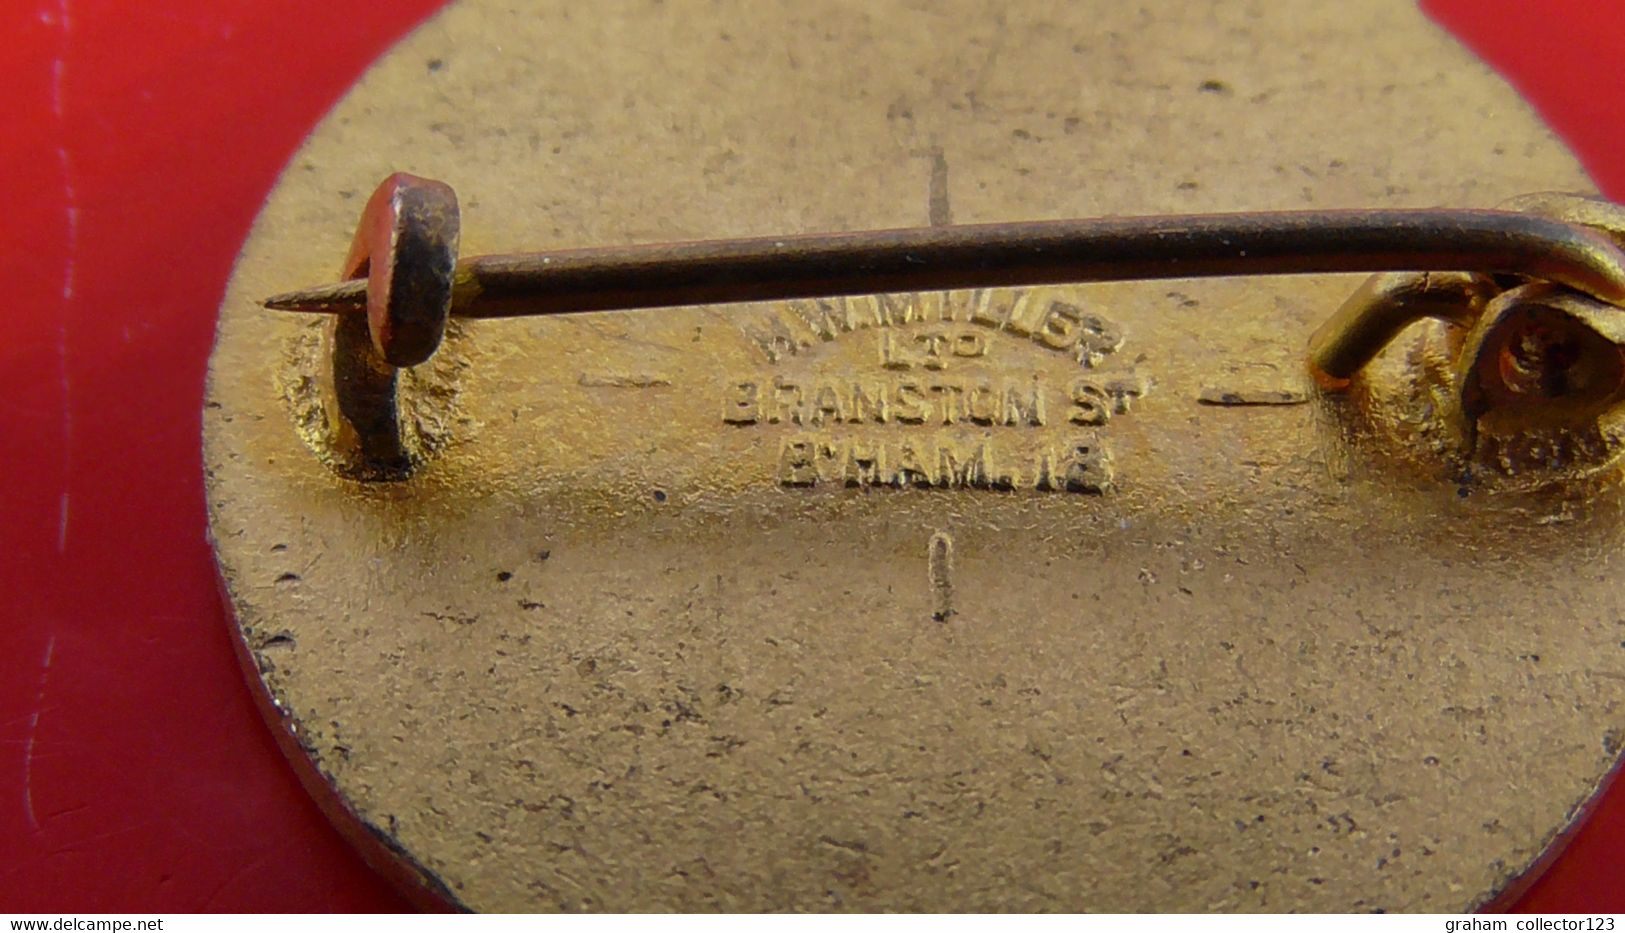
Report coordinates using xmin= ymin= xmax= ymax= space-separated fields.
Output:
xmin=205 ymin=0 xmax=1625 ymax=912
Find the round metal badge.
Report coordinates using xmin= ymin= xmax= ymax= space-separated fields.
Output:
xmin=205 ymin=0 xmax=1625 ymax=911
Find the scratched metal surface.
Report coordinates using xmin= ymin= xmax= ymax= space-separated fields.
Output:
xmin=204 ymin=0 xmax=1625 ymax=911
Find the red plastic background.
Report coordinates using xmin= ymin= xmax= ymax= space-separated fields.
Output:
xmin=0 ymin=0 xmax=1620 ymax=913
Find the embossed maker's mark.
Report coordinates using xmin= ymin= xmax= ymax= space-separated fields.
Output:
xmin=776 ymin=435 xmax=1113 ymax=494
xmin=727 ymin=286 xmax=1145 ymax=496
xmin=721 ymin=375 xmax=1146 ymax=429
xmin=743 ymin=287 xmax=1124 ymax=369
